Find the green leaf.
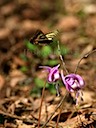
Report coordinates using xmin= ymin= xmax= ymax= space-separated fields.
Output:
xmin=46 ymin=60 xmax=59 ymax=66
xmin=45 ymin=83 xmax=50 ymax=88
xmin=76 ymin=10 xmax=86 ymax=19
xmin=60 ymin=45 xmax=69 ymax=55
xmin=30 ymin=87 xmax=41 ymax=97
xmin=24 ymin=40 xmax=37 ymax=51
xmin=48 ymin=83 xmax=56 ymax=94
xmin=20 ymin=66 xmax=28 ymax=72
xmin=49 ymin=39 xmax=58 ymax=48
xmin=41 ymin=45 xmax=52 ymax=58
xmin=20 ymin=54 xmax=28 ymax=61
xmin=34 ymin=78 xmax=45 ymax=88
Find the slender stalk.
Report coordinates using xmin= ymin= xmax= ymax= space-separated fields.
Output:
xmin=42 ymin=91 xmax=67 ymax=128
xmin=38 ymin=80 xmax=47 ymax=128
xmin=57 ymin=41 xmax=69 ymax=75
xmin=74 ymin=49 xmax=96 ymax=74
xmin=56 ymin=94 xmax=65 ymax=128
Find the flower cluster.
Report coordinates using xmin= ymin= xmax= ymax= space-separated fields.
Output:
xmin=40 ymin=64 xmax=85 ymax=105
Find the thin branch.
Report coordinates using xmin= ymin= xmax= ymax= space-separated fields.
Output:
xmin=42 ymin=91 xmax=68 ymax=128
xmin=56 ymin=94 xmax=65 ymax=128
xmin=38 ymin=80 xmax=47 ymax=128
xmin=57 ymin=41 xmax=69 ymax=75
xmin=74 ymin=49 xmax=96 ymax=74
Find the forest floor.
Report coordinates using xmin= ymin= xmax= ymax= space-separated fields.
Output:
xmin=0 ymin=0 xmax=96 ymax=128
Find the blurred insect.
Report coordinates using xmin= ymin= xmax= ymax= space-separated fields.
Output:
xmin=30 ymin=29 xmax=59 ymax=45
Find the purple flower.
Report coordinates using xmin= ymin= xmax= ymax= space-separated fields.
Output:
xmin=61 ymin=70 xmax=85 ymax=104
xmin=39 ymin=64 xmax=60 ymax=83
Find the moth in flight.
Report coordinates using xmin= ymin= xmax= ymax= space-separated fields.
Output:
xmin=30 ymin=29 xmax=59 ymax=45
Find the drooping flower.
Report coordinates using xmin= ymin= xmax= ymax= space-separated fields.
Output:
xmin=61 ymin=70 xmax=85 ymax=104
xmin=39 ymin=64 xmax=60 ymax=83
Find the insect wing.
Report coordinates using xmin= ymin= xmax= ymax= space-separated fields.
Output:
xmin=30 ymin=29 xmax=59 ymax=44
xmin=45 ymin=30 xmax=59 ymax=41
xmin=30 ymin=30 xmax=46 ymax=44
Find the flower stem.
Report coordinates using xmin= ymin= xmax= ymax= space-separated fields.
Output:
xmin=57 ymin=41 xmax=69 ymax=75
xmin=38 ymin=80 xmax=47 ymax=128
xmin=42 ymin=91 xmax=67 ymax=128
xmin=56 ymin=94 xmax=65 ymax=128
xmin=74 ymin=49 xmax=96 ymax=74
